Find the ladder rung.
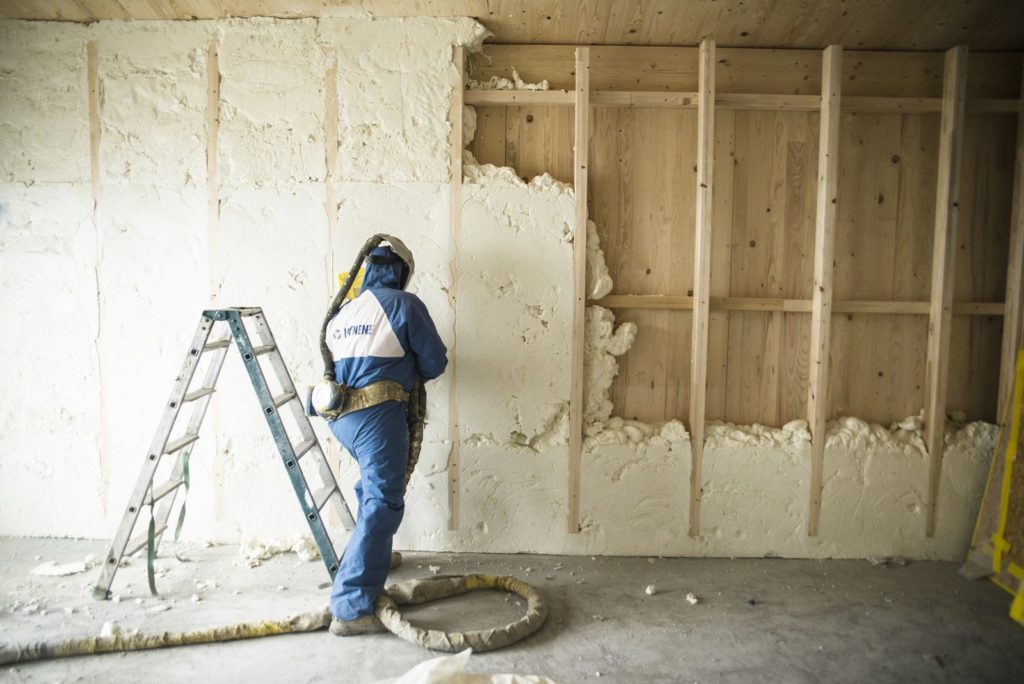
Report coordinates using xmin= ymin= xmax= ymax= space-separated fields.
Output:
xmin=126 ymin=523 xmax=168 ymax=556
xmin=184 ymin=387 xmax=215 ymax=402
xmin=203 ymin=338 xmax=231 ymax=351
xmin=251 ymin=344 xmax=276 ymax=356
xmin=294 ymin=438 xmax=317 ymax=459
xmin=314 ymin=485 xmax=337 ymax=511
xmin=165 ymin=433 xmax=199 ymax=454
xmin=150 ymin=478 xmax=184 ymax=502
xmin=272 ymin=391 xmax=296 ymax=409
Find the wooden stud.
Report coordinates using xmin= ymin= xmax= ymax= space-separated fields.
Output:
xmin=469 ymin=88 xmax=1018 ymax=115
xmin=448 ymin=46 xmax=465 ymax=531
xmin=87 ymin=41 xmax=101 ymax=203
xmin=87 ymin=39 xmax=105 ymax=507
xmin=464 ymin=89 xmax=574 ymax=106
xmin=592 ymin=294 xmax=1003 ymax=316
xmin=924 ymin=46 xmax=969 ymax=538
xmin=997 ymin=61 xmax=1024 ymax=422
xmin=568 ymin=46 xmax=590 ymax=534
xmin=688 ymin=39 xmax=715 ymax=539
xmin=807 ymin=46 xmax=843 ymax=537
xmin=206 ymin=40 xmax=221 ymax=263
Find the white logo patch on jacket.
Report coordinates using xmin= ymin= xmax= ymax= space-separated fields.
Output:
xmin=327 ymin=292 xmax=404 ymax=360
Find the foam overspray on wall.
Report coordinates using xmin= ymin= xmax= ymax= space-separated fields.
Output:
xmin=0 ymin=17 xmax=996 ymax=560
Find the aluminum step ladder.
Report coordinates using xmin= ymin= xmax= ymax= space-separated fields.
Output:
xmin=93 ymin=307 xmax=354 ymax=600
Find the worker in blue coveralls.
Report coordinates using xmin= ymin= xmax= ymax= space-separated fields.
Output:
xmin=325 ymin=243 xmax=447 ymax=636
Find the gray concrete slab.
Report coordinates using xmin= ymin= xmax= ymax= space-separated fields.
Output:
xmin=0 ymin=537 xmax=1021 ymax=683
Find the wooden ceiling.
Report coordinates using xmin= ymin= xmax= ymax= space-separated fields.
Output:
xmin=2 ymin=1 xmax=1022 ymax=51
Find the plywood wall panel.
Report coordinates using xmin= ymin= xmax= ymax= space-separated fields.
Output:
xmin=610 ymin=310 xmax=692 ymax=423
xmin=727 ymin=111 xmax=817 ymax=299
xmin=505 ymin=106 xmax=575 ymax=184
xmin=947 ymin=316 xmax=1004 ymax=420
xmin=954 ymin=114 xmax=1015 ymax=303
xmin=590 ymin=107 xmax=697 ymax=421
xmin=706 ymin=109 xmax=736 ymax=422
xmin=829 ymin=314 xmax=929 ymax=423
xmin=466 ymin=44 xmax=1019 ymax=427
xmin=470 ymin=105 xmax=509 ymax=168
xmin=590 ymin=107 xmax=697 ymax=297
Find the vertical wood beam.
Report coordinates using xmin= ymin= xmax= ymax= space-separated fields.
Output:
xmin=206 ymin=40 xmax=226 ymax=515
xmin=447 ymin=46 xmax=465 ymax=531
xmin=88 ymin=39 xmax=107 ymax=510
xmin=807 ymin=45 xmax=843 ymax=537
xmin=206 ymin=40 xmax=220 ymax=235
xmin=322 ymin=48 xmax=341 ymax=526
xmin=997 ymin=60 xmax=1024 ymax=421
xmin=88 ymin=41 xmax=101 ymax=204
xmin=924 ymin=46 xmax=969 ymax=537
xmin=568 ymin=46 xmax=590 ymax=533
xmin=688 ymin=39 xmax=715 ymax=538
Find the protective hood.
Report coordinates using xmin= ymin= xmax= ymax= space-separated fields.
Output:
xmin=362 ymin=245 xmax=410 ymax=290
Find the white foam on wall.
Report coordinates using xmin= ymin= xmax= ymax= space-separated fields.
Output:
xmin=0 ymin=184 xmax=101 ymax=536
xmin=96 ymin=22 xmax=213 ymax=187
xmin=0 ymin=22 xmax=90 ymax=183
xmin=319 ymin=17 xmax=488 ymax=183
xmin=218 ymin=18 xmax=327 ymax=187
xmin=0 ymin=17 xmax=998 ymax=561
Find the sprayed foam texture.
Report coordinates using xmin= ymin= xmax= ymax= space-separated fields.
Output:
xmin=0 ymin=17 xmax=998 ymax=560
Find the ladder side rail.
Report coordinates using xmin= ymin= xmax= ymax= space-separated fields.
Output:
xmin=228 ymin=313 xmax=342 ymax=576
xmin=149 ymin=332 xmax=234 ymax=548
xmin=93 ymin=315 xmax=216 ymax=597
xmin=249 ymin=313 xmax=355 ymax=531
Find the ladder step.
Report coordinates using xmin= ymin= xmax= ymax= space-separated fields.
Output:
xmin=314 ymin=485 xmax=337 ymax=511
xmin=272 ymin=391 xmax=296 ymax=409
xmin=203 ymin=338 xmax=231 ymax=351
xmin=165 ymin=433 xmax=199 ymax=454
xmin=252 ymin=344 xmax=276 ymax=356
xmin=294 ymin=438 xmax=317 ymax=459
xmin=150 ymin=478 xmax=184 ymax=502
xmin=183 ymin=387 xmax=215 ymax=402
xmin=126 ymin=522 xmax=168 ymax=556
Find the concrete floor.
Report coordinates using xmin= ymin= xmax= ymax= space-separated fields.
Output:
xmin=0 ymin=537 xmax=1021 ymax=683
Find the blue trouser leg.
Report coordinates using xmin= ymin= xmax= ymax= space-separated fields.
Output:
xmin=329 ymin=401 xmax=408 ymax=621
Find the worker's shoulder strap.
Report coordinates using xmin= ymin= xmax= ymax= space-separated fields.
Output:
xmin=326 ymin=379 xmax=409 ymax=420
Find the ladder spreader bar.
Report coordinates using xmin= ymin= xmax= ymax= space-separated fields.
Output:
xmin=314 ymin=485 xmax=337 ymax=511
xmin=126 ymin=523 xmax=168 ymax=556
xmin=294 ymin=438 xmax=316 ymax=459
xmin=272 ymin=391 xmax=296 ymax=409
xmin=150 ymin=478 xmax=184 ymax=502
xmin=183 ymin=387 xmax=215 ymax=402
xmin=164 ymin=433 xmax=199 ymax=454
xmin=203 ymin=339 xmax=231 ymax=351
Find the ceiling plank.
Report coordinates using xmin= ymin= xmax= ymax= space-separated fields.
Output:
xmin=0 ymin=1 xmax=1020 ymax=51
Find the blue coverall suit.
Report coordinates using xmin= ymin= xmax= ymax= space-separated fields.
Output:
xmin=326 ymin=247 xmax=447 ymax=621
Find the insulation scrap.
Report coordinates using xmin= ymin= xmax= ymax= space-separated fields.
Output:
xmin=686 ymin=592 xmax=699 ymax=605
xmin=586 ymin=220 xmax=613 ymax=300
xmin=387 ymin=649 xmax=560 ymax=684
xmin=466 ymin=67 xmax=550 ymax=91
xmin=29 ymin=555 xmax=97 ymax=577
xmin=644 ymin=584 xmax=657 ymax=596
xmin=240 ymin=537 xmax=320 ymax=567
xmin=99 ymin=621 xmax=121 ymax=638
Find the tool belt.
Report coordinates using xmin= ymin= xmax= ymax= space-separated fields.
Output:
xmin=323 ymin=380 xmax=409 ymax=421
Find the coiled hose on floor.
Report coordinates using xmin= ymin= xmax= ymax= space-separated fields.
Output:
xmin=0 ymin=573 xmax=547 ymax=665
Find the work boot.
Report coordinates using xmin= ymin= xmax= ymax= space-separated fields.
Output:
xmin=390 ymin=551 xmax=403 ymax=570
xmin=329 ymin=614 xmax=386 ymax=636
